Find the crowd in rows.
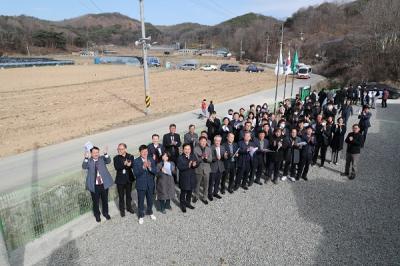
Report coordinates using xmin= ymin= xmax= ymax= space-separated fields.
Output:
xmin=82 ymin=85 xmax=377 ymax=224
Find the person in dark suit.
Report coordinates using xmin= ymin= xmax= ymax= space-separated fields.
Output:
xmin=361 ymin=91 xmax=370 ymax=107
xmin=113 ymin=143 xmax=135 ymax=217
xmin=358 ymin=105 xmax=372 ymax=147
xmin=282 ymin=128 xmax=301 ymax=182
xmin=206 ymin=111 xmax=221 ymax=143
xmin=297 ymin=126 xmax=315 ymax=181
xmin=133 ymin=145 xmax=157 ymax=225
xmin=209 ymin=135 xmax=225 ymax=200
xmin=269 ymin=128 xmax=287 ymax=184
xmin=234 ymin=131 xmax=254 ymax=190
xmin=312 ymin=115 xmax=331 ymax=167
xmin=148 ymin=134 xmax=165 ymax=163
xmin=252 ymin=130 xmax=269 ymax=185
xmin=339 ymin=100 xmax=353 ymax=126
xmin=82 ymin=146 xmax=113 ymax=223
xmin=342 ymin=124 xmax=363 ymax=179
xmin=222 ymin=133 xmax=238 ymax=194
xmin=183 ymin=124 xmax=199 ymax=150
xmin=163 ymin=124 xmax=181 ymax=182
xmin=238 ymin=122 xmax=255 ymax=141
xmin=330 ymin=117 xmax=346 ymax=165
xmin=177 ymin=144 xmax=198 ymax=213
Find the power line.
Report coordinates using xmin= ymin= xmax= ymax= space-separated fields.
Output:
xmin=88 ymin=0 xmax=103 ymax=13
xmin=207 ymin=0 xmax=237 ymax=18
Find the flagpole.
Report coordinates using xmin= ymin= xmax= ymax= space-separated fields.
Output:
xmin=274 ymin=23 xmax=284 ymax=113
xmin=283 ymin=74 xmax=288 ymax=101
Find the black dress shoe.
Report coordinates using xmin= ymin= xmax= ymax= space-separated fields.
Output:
xmin=181 ymin=207 xmax=187 ymax=213
xmin=126 ymin=208 xmax=135 ymax=214
xmin=214 ymin=194 xmax=222 ymax=199
xmin=228 ymin=188 xmax=234 ymax=194
xmin=254 ymin=180 xmax=263 ymax=185
xmin=120 ymin=212 xmax=126 ymax=217
xmin=248 ymin=181 xmax=254 ymax=187
xmin=349 ymin=173 xmax=356 ymax=180
xmin=104 ymin=214 xmax=111 ymax=220
xmin=301 ymin=176 xmax=308 ymax=181
xmin=242 ymin=185 xmax=249 ymax=190
xmin=221 ymin=189 xmax=226 ymax=195
xmin=234 ymin=185 xmax=239 ymax=191
xmin=201 ymin=199 xmax=208 ymax=205
xmin=208 ymin=195 xmax=214 ymax=201
xmin=192 ymin=197 xmax=198 ymax=203
xmin=186 ymin=204 xmax=195 ymax=210
xmin=95 ymin=216 xmax=101 ymax=223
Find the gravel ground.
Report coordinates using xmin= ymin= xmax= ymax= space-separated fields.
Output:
xmin=34 ymin=101 xmax=400 ymax=266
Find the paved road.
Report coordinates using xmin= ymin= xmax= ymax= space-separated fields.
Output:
xmin=29 ymin=99 xmax=400 ymax=266
xmin=0 ymin=75 xmax=324 ymax=193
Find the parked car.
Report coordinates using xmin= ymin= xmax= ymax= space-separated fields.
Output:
xmin=297 ymin=66 xmax=312 ymax=79
xmin=200 ymin=64 xmax=218 ymax=71
xmin=360 ymin=82 xmax=400 ymax=99
xmin=147 ymin=57 xmax=161 ymax=67
xmin=246 ymin=64 xmax=264 ymax=73
xmin=221 ymin=64 xmax=241 ymax=72
xmin=179 ymin=63 xmax=197 ymax=70
xmin=219 ymin=63 xmax=230 ymax=71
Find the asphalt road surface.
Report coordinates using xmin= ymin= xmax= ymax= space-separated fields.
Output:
xmin=32 ymin=99 xmax=400 ymax=265
xmin=0 ymin=74 xmax=324 ymax=193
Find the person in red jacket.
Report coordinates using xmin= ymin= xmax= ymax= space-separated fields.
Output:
xmin=382 ymin=89 xmax=389 ymax=108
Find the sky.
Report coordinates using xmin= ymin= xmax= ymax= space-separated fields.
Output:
xmin=1 ymin=0 xmax=339 ymax=25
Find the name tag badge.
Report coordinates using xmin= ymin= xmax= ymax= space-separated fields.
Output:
xmin=123 ymin=169 xmax=126 ymax=175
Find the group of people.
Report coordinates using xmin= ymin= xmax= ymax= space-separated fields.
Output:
xmin=82 ymin=85 xmax=377 ymax=224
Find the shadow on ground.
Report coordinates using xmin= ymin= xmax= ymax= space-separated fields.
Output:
xmin=291 ymin=103 xmax=400 ymax=265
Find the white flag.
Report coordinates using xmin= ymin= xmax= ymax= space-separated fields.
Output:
xmin=274 ymin=49 xmax=284 ymax=76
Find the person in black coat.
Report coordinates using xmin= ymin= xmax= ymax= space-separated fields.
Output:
xmin=358 ymin=105 xmax=372 ymax=147
xmin=297 ymin=126 xmax=315 ymax=181
xmin=312 ymin=115 xmax=331 ymax=167
xmin=234 ymin=131 xmax=255 ymax=190
xmin=339 ymin=100 xmax=353 ymax=126
xmin=206 ymin=111 xmax=221 ymax=143
xmin=222 ymin=133 xmax=238 ymax=194
xmin=330 ymin=117 xmax=346 ymax=165
xmin=113 ymin=143 xmax=135 ymax=217
xmin=207 ymin=100 xmax=215 ymax=117
xmin=252 ymin=130 xmax=269 ymax=185
xmin=268 ymin=128 xmax=287 ymax=184
xmin=148 ymin=134 xmax=165 ymax=163
xmin=163 ymin=124 xmax=181 ymax=182
xmin=282 ymin=128 xmax=301 ymax=182
xmin=341 ymin=124 xmax=363 ymax=179
xmin=177 ymin=144 xmax=198 ymax=213
xmin=220 ymin=117 xmax=233 ymax=143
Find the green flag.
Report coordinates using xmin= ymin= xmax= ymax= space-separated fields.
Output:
xmin=291 ymin=50 xmax=299 ymax=73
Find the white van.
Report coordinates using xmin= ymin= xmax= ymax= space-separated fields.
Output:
xmin=297 ymin=66 xmax=312 ymax=79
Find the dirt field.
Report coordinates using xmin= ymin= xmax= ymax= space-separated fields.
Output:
xmin=0 ymin=64 xmax=280 ymax=157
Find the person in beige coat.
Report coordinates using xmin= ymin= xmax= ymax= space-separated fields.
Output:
xmin=192 ymin=136 xmax=212 ymax=205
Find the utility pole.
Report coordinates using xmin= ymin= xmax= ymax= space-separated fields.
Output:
xmin=265 ymin=35 xmax=270 ymax=64
xmin=139 ymin=0 xmax=151 ymax=114
xmin=240 ymin=39 xmax=243 ymax=62
xmin=273 ymin=24 xmax=284 ymax=113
